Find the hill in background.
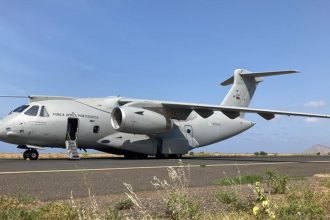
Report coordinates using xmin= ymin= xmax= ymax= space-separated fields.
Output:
xmin=304 ymin=144 xmax=330 ymax=155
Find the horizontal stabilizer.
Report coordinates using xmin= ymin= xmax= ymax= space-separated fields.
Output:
xmin=242 ymin=70 xmax=299 ymax=78
xmin=221 ymin=70 xmax=299 ymax=86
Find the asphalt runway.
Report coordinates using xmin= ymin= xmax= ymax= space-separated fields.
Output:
xmin=0 ymin=156 xmax=329 ymax=201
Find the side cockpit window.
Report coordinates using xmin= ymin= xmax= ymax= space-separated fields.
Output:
xmin=24 ymin=105 xmax=40 ymax=116
xmin=40 ymin=106 xmax=49 ymax=117
xmin=11 ymin=105 xmax=30 ymax=114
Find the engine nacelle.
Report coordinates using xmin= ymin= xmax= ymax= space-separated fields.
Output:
xmin=110 ymin=106 xmax=173 ymax=134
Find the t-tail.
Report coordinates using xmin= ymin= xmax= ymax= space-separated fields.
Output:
xmin=221 ymin=69 xmax=299 ymax=117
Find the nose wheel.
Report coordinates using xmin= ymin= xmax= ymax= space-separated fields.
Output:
xmin=23 ymin=149 xmax=39 ymax=160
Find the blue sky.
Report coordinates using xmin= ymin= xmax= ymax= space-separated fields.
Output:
xmin=0 ymin=1 xmax=330 ymax=153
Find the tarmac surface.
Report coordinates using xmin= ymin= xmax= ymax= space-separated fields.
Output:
xmin=0 ymin=156 xmax=329 ymax=201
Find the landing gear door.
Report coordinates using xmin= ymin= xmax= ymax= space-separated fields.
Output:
xmin=184 ymin=125 xmax=194 ymax=147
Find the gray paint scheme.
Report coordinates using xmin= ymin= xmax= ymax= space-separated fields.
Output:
xmin=0 ymin=69 xmax=329 ymax=158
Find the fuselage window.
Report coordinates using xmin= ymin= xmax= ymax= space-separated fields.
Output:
xmin=40 ymin=106 xmax=49 ymax=117
xmin=93 ymin=126 xmax=100 ymax=134
xmin=11 ymin=105 xmax=30 ymax=114
xmin=24 ymin=105 xmax=40 ymax=116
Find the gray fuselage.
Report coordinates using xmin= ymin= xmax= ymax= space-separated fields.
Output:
xmin=0 ymin=97 xmax=254 ymax=156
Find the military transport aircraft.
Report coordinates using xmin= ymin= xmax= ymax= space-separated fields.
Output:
xmin=0 ymin=69 xmax=329 ymax=160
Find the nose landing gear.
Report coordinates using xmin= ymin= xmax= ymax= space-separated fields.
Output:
xmin=17 ymin=145 xmax=40 ymax=160
xmin=22 ymin=149 xmax=39 ymax=160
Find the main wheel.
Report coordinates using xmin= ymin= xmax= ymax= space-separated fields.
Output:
xmin=156 ymin=154 xmax=169 ymax=159
xmin=137 ymin=154 xmax=148 ymax=159
xmin=124 ymin=153 xmax=148 ymax=159
xmin=29 ymin=150 xmax=39 ymax=160
xmin=124 ymin=153 xmax=138 ymax=159
xmin=170 ymin=154 xmax=182 ymax=159
xmin=23 ymin=150 xmax=30 ymax=160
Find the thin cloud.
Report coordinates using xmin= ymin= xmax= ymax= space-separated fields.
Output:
xmin=0 ymin=82 xmax=27 ymax=95
xmin=304 ymin=100 xmax=326 ymax=108
xmin=269 ymin=114 xmax=282 ymax=123
xmin=305 ymin=118 xmax=321 ymax=123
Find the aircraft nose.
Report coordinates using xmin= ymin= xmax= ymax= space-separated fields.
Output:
xmin=0 ymin=120 xmax=4 ymax=139
xmin=0 ymin=119 xmax=7 ymax=139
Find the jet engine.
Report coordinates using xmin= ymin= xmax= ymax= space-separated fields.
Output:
xmin=110 ymin=106 xmax=173 ymax=134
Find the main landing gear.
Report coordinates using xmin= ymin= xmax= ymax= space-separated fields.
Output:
xmin=156 ymin=154 xmax=183 ymax=159
xmin=124 ymin=153 xmax=148 ymax=159
xmin=22 ymin=149 xmax=39 ymax=160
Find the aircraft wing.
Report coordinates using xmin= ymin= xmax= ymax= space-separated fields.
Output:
xmin=118 ymin=98 xmax=330 ymax=120
xmin=162 ymin=102 xmax=330 ymax=120
xmin=0 ymin=95 xmax=74 ymax=102
xmin=28 ymin=96 xmax=74 ymax=102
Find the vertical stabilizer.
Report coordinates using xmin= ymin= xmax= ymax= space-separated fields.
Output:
xmin=221 ymin=69 xmax=298 ymax=117
xmin=221 ymin=69 xmax=260 ymax=108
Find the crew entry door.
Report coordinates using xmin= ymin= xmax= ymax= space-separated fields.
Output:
xmin=66 ymin=118 xmax=80 ymax=160
xmin=66 ymin=118 xmax=79 ymax=141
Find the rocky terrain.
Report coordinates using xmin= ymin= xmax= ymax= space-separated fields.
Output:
xmin=304 ymin=144 xmax=330 ymax=155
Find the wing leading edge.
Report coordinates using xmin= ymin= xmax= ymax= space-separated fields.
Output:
xmin=0 ymin=95 xmax=74 ymax=102
xmin=118 ymin=98 xmax=330 ymax=120
xmin=161 ymin=101 xmax=330 ymax=120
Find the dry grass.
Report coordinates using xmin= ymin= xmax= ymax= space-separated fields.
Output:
xmin=0 ymin=171 xmax=329 ymax=219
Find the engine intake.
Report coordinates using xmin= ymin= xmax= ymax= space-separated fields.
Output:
xmin=111 ymin=106 xmax=173 ymax=134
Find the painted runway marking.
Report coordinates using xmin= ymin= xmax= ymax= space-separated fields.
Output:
xmin=0 ymin=160 xmax=329 ymax=175
xmin=0 ymin=161 xmax=302 ymax=175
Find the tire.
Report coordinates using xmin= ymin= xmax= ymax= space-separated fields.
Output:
xmin=175 ymin=154 xmax=183 ymax=159
xmin=124 ymin=154 xmax=137 ymax=159
xmin=23 ymin=150 xmax=30 ymax=160
xmin=137 ymin=154 xmax=148 ymax=159
xmin=29 ymin=150 xmax=39 ymax=160
xmin=156 ymin=154 xmax=169 ymax=159
xmin=124 ymin=153 xmax=148 ymax=159
xmin=168 ymin=154 xmax=182 ymax=159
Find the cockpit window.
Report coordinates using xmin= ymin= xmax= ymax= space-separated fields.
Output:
xmin=40 ymin=106 xmax=49 ymax=117
xmin=12 ymin=105 xmax=30 ymax=113
xmin=24 ymin=105 xmax=40 ymax=116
